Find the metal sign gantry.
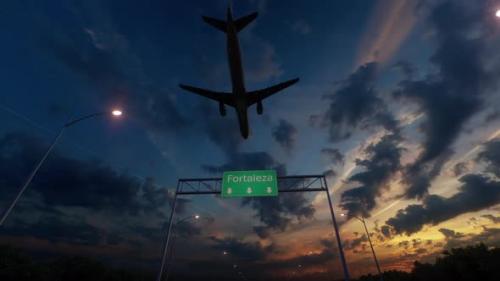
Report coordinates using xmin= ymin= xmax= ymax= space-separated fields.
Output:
xmin=156 ymin=174 xmax=350 ymax=281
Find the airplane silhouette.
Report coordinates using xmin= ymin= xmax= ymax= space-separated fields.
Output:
xmin=179 ymin=6 xmax=299 ymax=139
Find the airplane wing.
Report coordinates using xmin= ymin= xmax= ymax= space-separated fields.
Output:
xmin=247 ymin=78 xmax=299 ymax=105
xmin=179 ymin=84 xmax=235 ymax=106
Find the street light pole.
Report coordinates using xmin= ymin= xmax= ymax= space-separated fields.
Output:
xmin=360 ymin=217 xmax=383 ymax=281
xmin=323 ymin=177 xmax=350 ymax=281
xmin=342 ymin=214 xmax=383 ymax=281
xmin=0 ymin=109 xmax=123 ymax=226
xmin=163 ymin=214 xmax=201 ymax=281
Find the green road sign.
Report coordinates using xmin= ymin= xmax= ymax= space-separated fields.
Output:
xmin=222 ymin=170 xmax=278 ymax=198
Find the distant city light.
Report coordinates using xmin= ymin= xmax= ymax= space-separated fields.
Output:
xmin=223 ymin=251 xmax=228 ymax=255
xmin=340 ymin=213 xmax=346 ymax=217
xmin=111 ymin=109 xmax=123 ymax=116
xmin=194 ymin=214 xmax=200 ymax=219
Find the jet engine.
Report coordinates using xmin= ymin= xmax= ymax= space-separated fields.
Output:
xmin=219 ymin=102 xmax=226 ymax=116
xmin=257 ymin=101 xmax=263 ymax=115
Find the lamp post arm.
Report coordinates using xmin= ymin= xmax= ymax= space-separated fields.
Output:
xmin=64 ymin=112 xmax=106 ymax=127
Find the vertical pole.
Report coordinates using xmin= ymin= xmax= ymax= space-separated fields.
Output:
xmin=323 ymin=176 xmax=350 ymax=281
xmin=362 ymin=219 xmax=383 ymax=281
xmin=164 ymin=234 xmax=177 ymax=281
xmin=156 ymin=181 xmax=180 ymax=281
xmin=0 ymin=127 xmax=65 ymax=226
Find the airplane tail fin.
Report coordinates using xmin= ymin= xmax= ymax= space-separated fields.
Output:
xmin=234 ymin=12 xmax=258 ymax=32
xmin=202 ymin=12 xmax=258 ymax=33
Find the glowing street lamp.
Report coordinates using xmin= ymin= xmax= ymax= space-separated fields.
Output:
xmin=341 ymin=213 xmax=384 ymax=281
xmin=0 ymin=109 xmax=124 ymax=226
xmin=496 ymin=9 xmax=500 ymax=18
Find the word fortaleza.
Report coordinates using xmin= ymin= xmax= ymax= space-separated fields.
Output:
xmin=227 ymin=174 xmax=274 ymax=183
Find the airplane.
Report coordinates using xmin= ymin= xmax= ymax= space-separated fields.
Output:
xmin=179 ymin=6 xmax=299 ymax=139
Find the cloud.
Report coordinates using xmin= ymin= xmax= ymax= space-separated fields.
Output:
xmin=477 ymin=139 xmax=500 ymax=178
xmin=318 ymin=62 xmax=397 ymax=142
xmin=344 ymin=234 xmax=368 ymax=252
xmin=380 ymin=225 xmax=392 ymax=238
xmin=340 ymin=133 xmax=403 ymax=217
xmin=243 ymin=192 xmax=315 ymax=232
xmin=438 ymin=228 xmax=464 ymax=239
xmin=321 ymin=148 xmax=344 ymax=165
xmin=0 ymin=132 xmax=188 ymax=247
xmin=323 ymin=169 xmax=337 ymax=178
xmin=453 ymin=162 xmax=469 ymax=177
xmin=272 ymin=119 xmax=298 ymax=153
xmin=439 ymin=226 xmax=500 ymax=250
xmin=481 ymin=214 xmax=500 ymax=224
xmin=393 ymin=0 xmax=496 ymax=199
xmin=386 ymin=174 xmax=500 ymax=235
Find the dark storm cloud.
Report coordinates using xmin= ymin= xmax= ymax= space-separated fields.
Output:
xmin=439 ymin=228 xmax=464 ymax=240
xmin=477 ymin=139 xmax=500 ymax=178
xmin=380 ymin=225 xmax=392 ymax=238
xmin=394 ymin=0 xmax=496 ymax=199
xmin=272 ymin=119 xmax=297 ymax=153
xmin=385 ymin=174 xmax=500 ymax=235
xmin=3 ymin=133 xmax=186 ymax=213
xmin=253 ymin=225 xmax=271 ymax=239
xmin=321 ymin=148 xmax=344 ymax=165
xmin=243 ymin=192 xmax=315 ymax=233
xmin=439 ymin=226 xmax=500 ymax=250
xmin=343 ymin=234 xmax=368 ymax=252
xmin=340 ymin=133 xmax=403 ymax=218
xmin=318 ymin=62 xmax=397 ymax=142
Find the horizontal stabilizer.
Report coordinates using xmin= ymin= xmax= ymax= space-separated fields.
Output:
xmin=247 ymin=78 xmax=300 ymax=105
xmin=179 ymin=84 xmax=234 ymax=106
xmin=234 ymin=12 xmax=258 ymax=32
xmin=202 ymin=16 xmax=226 ymax=32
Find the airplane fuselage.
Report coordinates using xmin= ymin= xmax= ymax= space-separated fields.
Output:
xmin=179 ymin=7 xmax=299 ymax=140
xmin=226 ymin=12 xmax=250 ymax=138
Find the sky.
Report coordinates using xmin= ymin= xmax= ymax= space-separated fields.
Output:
xmin=1 ymin=0 xmax=500 ymax=280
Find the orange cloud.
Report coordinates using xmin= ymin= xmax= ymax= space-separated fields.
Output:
xmin=355 ymin=0 xmax=418 ymax=68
